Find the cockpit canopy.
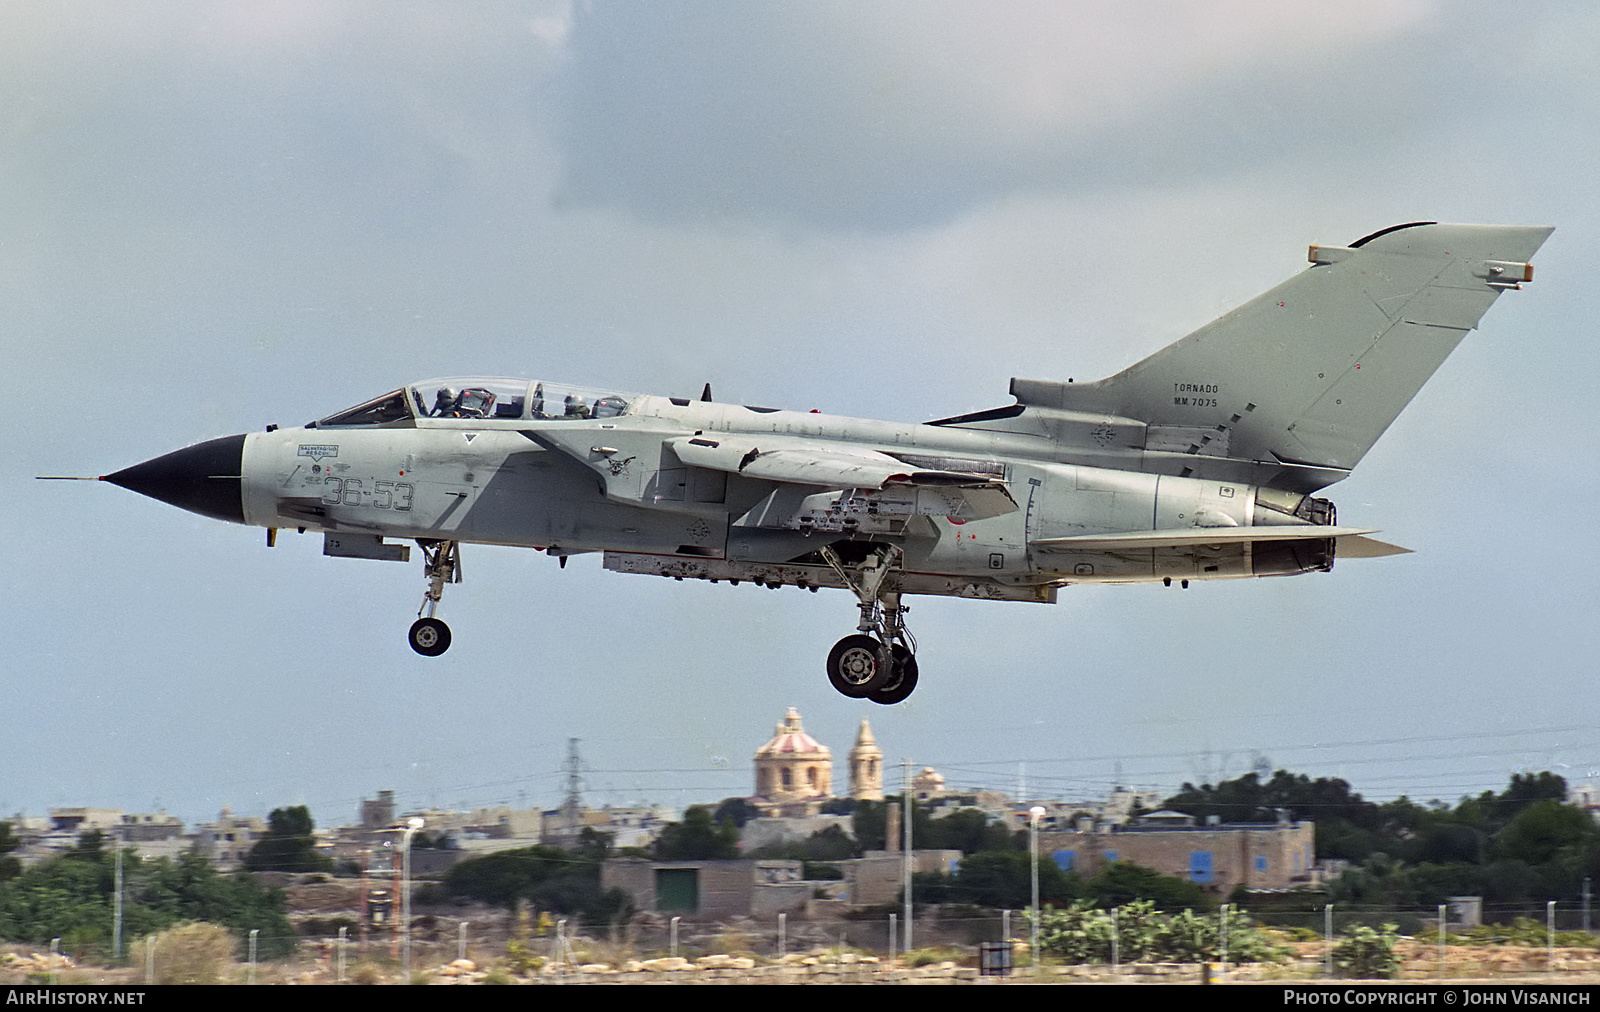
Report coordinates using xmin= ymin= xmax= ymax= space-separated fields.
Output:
xmin=315 ymin=378 xmax=634 ymax=427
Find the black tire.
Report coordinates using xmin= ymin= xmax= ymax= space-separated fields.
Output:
xmin=867 ymin=645 xmax=919 ymax=705
xmin=409 ymin=617 xmax=452 ymax=657
xmin=826 ymin=634 xmax=890 ymax=697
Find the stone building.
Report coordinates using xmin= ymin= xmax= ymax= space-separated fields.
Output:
xmin=192 ymin=809 xmax=266 ymax=870
xmin=1037 ymin=811 xmax=1316 ymax=894
xmin=753 ymin=709 xmax=833 ymax=817
xmin=848 ymin=720 xmax=884 ymax=801
xmin=602 ymin=858 xmax=810 ymax=919
xmin=911 ymin=767 xmax=945 ymax=801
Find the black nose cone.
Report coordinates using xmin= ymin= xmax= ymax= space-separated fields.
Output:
xmin=104 ymin=434 xmax=247 ymax=525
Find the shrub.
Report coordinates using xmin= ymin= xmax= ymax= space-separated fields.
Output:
xmin=1333 ymin=923 xmax=1401 ymax=979
xmin=1031 ymin=901 xmax=1291 ymax=965
xmin=148 ymin=922 xmax=237 ymax=985
xmin=349 ymin=961 xmax=384 ymax=985
xmin=905 ymin=946 xmax=965 ymax=967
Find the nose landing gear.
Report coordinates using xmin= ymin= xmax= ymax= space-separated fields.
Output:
xmin=408 ymin=540 xmax=460 ymax=656
xmin=408 ymin=616 xmax=451 ymax=656
xmin=821 ymin=544 xmax=921 ymax=704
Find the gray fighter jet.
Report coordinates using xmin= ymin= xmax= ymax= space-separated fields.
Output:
xmin=78 ymin=222 xmax=1550 ymax=703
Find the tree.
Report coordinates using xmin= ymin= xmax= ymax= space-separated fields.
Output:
xmin=1165 ymin=769 xmax=1389 ymax=861
xmin=0 ymin=823 xmax=21 ymax=883
xmin=1311 ymin=771 xmax=1595 ymax=913
xmin=1414 ymin=819 xmax=1486 ymax=866
xmin=850 ymin=797 xmax=935 ymax=853
xmin=245 ymin=806 xmax=332 ymax=873
xmin=1497 ymin=773 xmax=1568 ymax=821
xmin=801 ymin=824 xmax=858 ymax=862
xmin=923 ymin=807 xmax=1019 ymax=855
xmin=1086 ymin=861 xmax=1208 ymax=910
xmin=852 ymin=800 xmax=887 ymax=851
xmin=441 ymin=844 xmax=632 ymax=928
xmin=936 ymin=851 xmax=1079 ymax=908
xmin=712 ymin=797 xmax=762 ymax=828
xmin=0 ymin=847 xmax=294 ymax=959
xmin=653 ymin=806 xmax=739 ymax=861
xmin=444 ymin=846 xmax=573 ymax=910
xmin=70 ymin=830 xmax=106 ymax=862
xmin=1492 ymin=800 xmax=1595 ymax=866
xmin=267 ymin=807 xmax=313 ymax=838
xmin=574 ymin=827 xmax=613 ymax=863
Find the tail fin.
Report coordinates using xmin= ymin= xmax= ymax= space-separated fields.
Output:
xmin=1012 ymin=222 xmax=1551 ymax=486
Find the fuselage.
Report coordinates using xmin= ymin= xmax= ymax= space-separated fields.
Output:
xmin=217 ymin=378 xmax=1336 ymax=602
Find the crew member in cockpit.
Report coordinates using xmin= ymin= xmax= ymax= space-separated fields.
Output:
xmin=563 ymin=393 xmax=591 ymax=419
xmin=431 ymin=387 xmax=458 ymax=418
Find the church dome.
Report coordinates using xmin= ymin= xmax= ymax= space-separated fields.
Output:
xmin=752 ymin=708 xmax=833 ymax=815
xmin=755 ymin=708 xmax=831 ymax=760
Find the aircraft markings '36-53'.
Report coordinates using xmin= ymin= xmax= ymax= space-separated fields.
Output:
xmin=60 ymin=223 xmax=1551 ymax=704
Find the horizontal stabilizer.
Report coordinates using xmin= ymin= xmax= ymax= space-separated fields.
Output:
xmin=1032 ymin=525 xmax=1378 ymax=550
xmin=1334 ymin=535 xmax=1411 ymax=558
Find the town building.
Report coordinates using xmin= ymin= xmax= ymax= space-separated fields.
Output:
xmin=1037 ymin=811 xmax=1316 ymax=894
xmin=849 ymin=849 xmax=964 ymax=906
xmin=543 ymin=804 xmax=671 ymax=851
xmin=191 ymin=809 xmax=266 ymax=869
xmin=848 ymin=720 xmax=884 ymax=801
xmin=7 ymin=809 xmax=189 ymax=865
xmin=602 ymin=858 xmax=810 ymax=919
xmin=752 ymin=708 xmax=834 ymax=817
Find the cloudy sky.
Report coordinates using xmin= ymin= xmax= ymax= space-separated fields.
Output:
xmin=6 ymin=1 xmax=1599 ymax=831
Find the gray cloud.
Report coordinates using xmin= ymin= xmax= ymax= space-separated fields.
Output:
xmin=553 ymin=1 xmax=1445 ymax=231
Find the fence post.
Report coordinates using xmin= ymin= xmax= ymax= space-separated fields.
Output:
xmin=1438 ymin=903 xmax=1446 ymax=980
xmin=1324 ymin=904 xmax=1334 ymax=978
xmin=1548 ymin=900 xmax=1557 ymax=972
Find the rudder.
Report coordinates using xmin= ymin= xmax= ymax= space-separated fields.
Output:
xmin=1012 ymin=222 xmax=1551 ymax=485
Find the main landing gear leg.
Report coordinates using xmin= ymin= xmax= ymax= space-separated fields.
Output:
xmin=408 ymin=539 xmax=460 ymax=657
xmin=820 ymin=545 xmax=921 ymax=704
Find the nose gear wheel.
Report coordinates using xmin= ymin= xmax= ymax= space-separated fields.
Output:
xmin=408 ymin=617 xmax=451 ymax=656
xmin=408 ymin=539 xmax=461 ymax=656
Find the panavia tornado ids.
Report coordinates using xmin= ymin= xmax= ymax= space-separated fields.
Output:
xmin=69 ymin=222 xmax=1550 ymax=704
